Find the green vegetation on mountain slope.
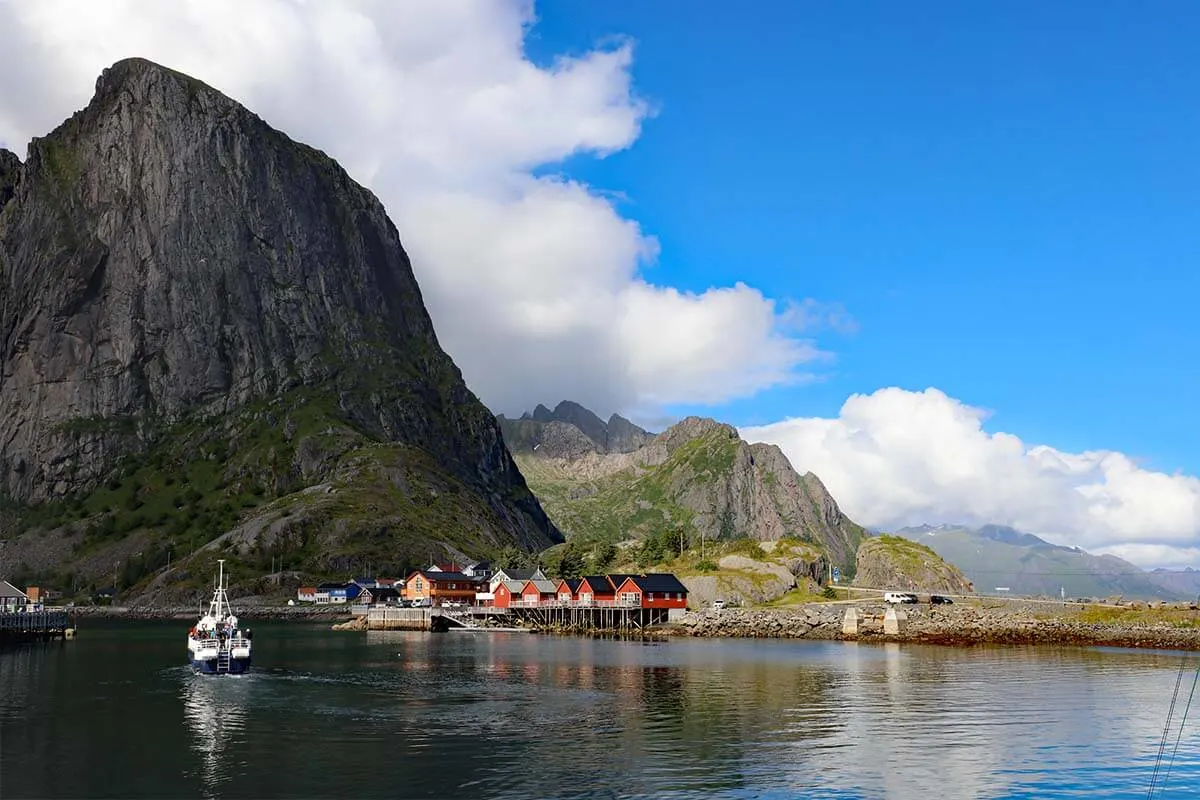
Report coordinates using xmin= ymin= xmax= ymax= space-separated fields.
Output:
xmin=854 ymin=534 xmax=974 ymax=594
xmin=512 ymin=416 xmax=866 ymax=573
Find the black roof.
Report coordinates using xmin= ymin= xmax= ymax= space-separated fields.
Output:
xmin=366 ymin=587 xmax=401 ymax=599
xmin=606 ymin=574 xmax=636 ymax=590
xmin=497 ymin=567 xmax=536 ymax=582
xmin=579 ymin=575 xmax=615 ymax=591
xmin=562 ymin=578 xmax=582 ymax=592
xmin=630 ymin=574 xmax=689 ymax=594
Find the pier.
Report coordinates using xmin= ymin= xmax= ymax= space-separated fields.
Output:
xmin=364 ymin=604 xmax=677 ymax=633
xmin=0 ymin=610 xmax=74 ymax=644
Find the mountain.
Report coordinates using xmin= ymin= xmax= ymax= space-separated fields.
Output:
xmin=854 ymin=534 xmax=974 ymax=594
xmin=500 ymin=403 xmax=866 ymax=572
xmin=0 ymin=58 xmax=560 ymax=599
xmin=892 ymin=525 xmax=1185 ymax=601
xmin=1148 ymin=568 xmax=1200 ymax=600
xmin=498 ymin=400 xmax=654 ymax=455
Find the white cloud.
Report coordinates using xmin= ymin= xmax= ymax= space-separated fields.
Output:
xmin=0 ymin=0 xmax=833 ymax=417
xmin=742 ymin=387 xmax=1200 ymax=569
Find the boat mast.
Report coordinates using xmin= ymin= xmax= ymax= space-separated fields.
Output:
xmin=217 ymin=559 xmax=226 ymax=619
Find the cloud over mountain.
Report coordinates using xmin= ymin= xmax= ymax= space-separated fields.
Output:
xmin=742 ymin=387 xmax=1200 ymax=569
xmin=0 ymin=0 xmax=830 ymax=417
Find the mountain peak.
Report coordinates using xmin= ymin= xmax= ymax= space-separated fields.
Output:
xmin=0 ymin=59 xmax=556 ymax=587
xmin=498 ymin=401 xmax=652 ymax=455
xmin=504 ymin=404 xmax=866 ymax=571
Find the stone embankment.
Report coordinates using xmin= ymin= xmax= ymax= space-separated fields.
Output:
xmin=675 ymin=603 xmax=1200 ymax=651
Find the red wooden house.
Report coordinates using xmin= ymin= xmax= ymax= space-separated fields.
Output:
xmin=574 ymin=575 xmax=614 ymax=605
xmin=518 ymin=578 xmax=558 ymax=606
xmin=492 ymin=579 xmax=523 ymax=609
xmin=554 ymin=578 xmax=582 ymax=603
xmin=611 ymin=574 xmax=689 ymax=609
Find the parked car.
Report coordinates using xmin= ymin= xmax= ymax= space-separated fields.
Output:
xmin=712 ymin=599 xmax=725 ymax=610
xmin=930 ymin=595 xmax=954 ymax=605
xmin=883 ymin=592 xmax=909 ymax=604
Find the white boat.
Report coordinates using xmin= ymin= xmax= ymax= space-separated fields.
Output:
xmin=186 ymin=559 xmax=252 ymax=675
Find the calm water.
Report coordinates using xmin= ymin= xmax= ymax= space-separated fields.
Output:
xmin=1 ymin=622 xmax=1198 ymax=799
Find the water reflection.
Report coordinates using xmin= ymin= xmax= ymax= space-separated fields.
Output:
xmin=8 ymin=622 xmax=1200 ymax=800
xmin=180 ymin=674 xmax=250 ymax=797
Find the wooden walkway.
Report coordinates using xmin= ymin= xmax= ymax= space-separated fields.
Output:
xmin=0 ymin=610 xmax=72 ymax=644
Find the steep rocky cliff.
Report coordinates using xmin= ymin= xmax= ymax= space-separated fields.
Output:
xmin=854 ymin=535 xmax=974 ymax=594
xmin=0 ymin=59 xmax=560 ymax=597
xmin=503 ymin=403 xmax=866 ymax=572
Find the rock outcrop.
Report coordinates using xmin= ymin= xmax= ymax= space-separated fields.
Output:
xmin=0 ymin=149 xmax=20 ymax=210
xmin=854 ymin=535 xmax=974 ymax=594
xmin=0 ymin=59 xmax=560 ymax=591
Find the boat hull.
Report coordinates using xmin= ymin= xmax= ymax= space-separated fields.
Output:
xmin=189 ymin=655 xmax=252 ymax=675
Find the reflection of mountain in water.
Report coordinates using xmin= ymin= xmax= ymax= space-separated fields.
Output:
xmin=181 ymin=674 xmax=250 ymax=797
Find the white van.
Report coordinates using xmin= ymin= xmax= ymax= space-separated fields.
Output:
xmin=884 ymin=592 xmax=914 ymax=604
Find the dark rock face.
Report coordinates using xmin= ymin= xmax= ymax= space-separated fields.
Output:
xmin=605 ymin=412 xmax=653 ymax=453
xmin=0 ymin=58 xmax=559 ymax=551
xmin=0 ymin=149 xmax=19 ymax=211
xmin=498 ymin=399 xmax=653 ymax=455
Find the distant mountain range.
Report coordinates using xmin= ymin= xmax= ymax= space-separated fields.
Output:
xmin=498 ymin=401 xmax=866 ymax=571
xmin=892 ymin=524 xmax=1189 ymax=601
xmin=1148 ymin=567 xmax=1200 ymax=600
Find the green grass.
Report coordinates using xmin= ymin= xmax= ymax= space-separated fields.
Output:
xmin=1077 ymin=605 xmax=1200 ymax=629
xmin=513 ymin=427 xmax=743 ymax=548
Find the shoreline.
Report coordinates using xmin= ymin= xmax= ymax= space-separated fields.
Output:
xmin=58 ymin=601 xmax=1200 ymax=651
xmin=672 ymin=603 xmax=1200 ymax=652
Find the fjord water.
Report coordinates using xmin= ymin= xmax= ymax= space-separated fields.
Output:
xmin=2 ymin=622 xmax=1197 ymax=799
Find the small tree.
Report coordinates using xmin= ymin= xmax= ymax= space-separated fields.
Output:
xmin=557 ymin=544 xmax=585 ymax=579
xmin=589 ymin=541 xmax=617 ymax=573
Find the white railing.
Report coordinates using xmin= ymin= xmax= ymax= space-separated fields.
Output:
xmin=504 ymin=598 xmax=650 ymax=609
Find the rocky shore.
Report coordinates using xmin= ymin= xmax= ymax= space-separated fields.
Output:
xmin=675 ymin=602 xmax=1200 ymax=651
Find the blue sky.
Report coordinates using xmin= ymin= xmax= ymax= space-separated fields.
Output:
xmin=528 ymin=2 xmax=1200 ymax=476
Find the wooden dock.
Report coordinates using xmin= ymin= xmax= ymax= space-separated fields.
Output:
xmin=0 ymin=610 xmax=73 ymax=644
xmin=365 ymin=605 xmax=679 ymax=633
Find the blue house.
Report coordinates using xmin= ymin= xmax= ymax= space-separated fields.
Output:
xmin=321 ymin=582 xmax=363 ymax=604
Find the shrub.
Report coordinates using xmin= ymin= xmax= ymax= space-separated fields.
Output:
xmin=727 ymin=538 xmax=766 ymax=561
xmin=694 ymin=559 xmax=718 ymax=573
